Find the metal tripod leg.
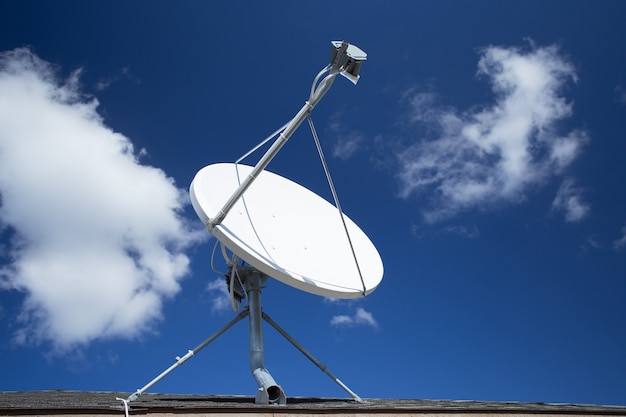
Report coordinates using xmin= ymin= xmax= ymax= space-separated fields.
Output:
xmin=262 ymin=311 xmax=364 ymax=403
xmin=126 ymin=310 xmax=249 ymax=403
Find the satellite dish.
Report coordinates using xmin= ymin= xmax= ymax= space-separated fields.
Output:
xmin=190 ymin=163 xmax=383 ymax=299
xmin=122 ymin=41 xmax=378 ymax=408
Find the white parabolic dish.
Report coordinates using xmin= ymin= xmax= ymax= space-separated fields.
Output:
xmin=190 ymin=163 xmax=383 ymax=299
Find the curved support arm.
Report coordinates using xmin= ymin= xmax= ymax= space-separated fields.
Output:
xmin=207 ymin=40 xmax=366 ymax=231
xmin=208 ymin=71 xmax=337 ymax=230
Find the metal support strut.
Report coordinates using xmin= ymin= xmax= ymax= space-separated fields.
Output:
xmin=262 ymin=311 xmax=364 ymax=403
xmin=123 ymin=265 xmax=363 ymax=407
xmin=125 ymin=310 xmax=248 ymax=403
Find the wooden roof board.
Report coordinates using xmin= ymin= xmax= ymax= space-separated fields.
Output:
xmin=1 ymin=391 xmax=626 ymax=415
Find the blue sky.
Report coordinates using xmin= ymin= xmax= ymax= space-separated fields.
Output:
xmin=1 ymin=0 xmax=625 ymax=407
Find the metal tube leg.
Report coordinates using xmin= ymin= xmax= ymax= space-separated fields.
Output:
xmin=262 ymin=311 xmax=364 ymax=403
xmin=126 ymin=310 xmax=248 ymax=403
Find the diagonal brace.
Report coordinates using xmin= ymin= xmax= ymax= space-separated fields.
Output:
xmin=262 ymin=311 xmax=364 ymax=403
xmin=126 ymin=309 xmax=249 ymax=403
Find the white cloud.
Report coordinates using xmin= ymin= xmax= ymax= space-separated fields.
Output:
xmin=206 ymin=278 xmax=231 ymax=313
xmin=442 ymin=224 xmax=480 ymax=238
xmin=328 ymin=114 xmax=365 ymax=160
xmin=614 ymin=226 xmax=626 ymax=251
xmin=330 ymin=307 xmax=378 ymax=329
xmin=329 ymin=314 xmax=352 ymax=326
xmin=395 ymin=43 xmax=588 ymax=223
xmin=586 ymin=235 xmax=601 ymax=249
xmin=0 ymin=48 xmax=204 ymax=351
xmin=332 ymin=132 xmax=363 ymax=161
xmin=95 ymin=67 xmax=137 ymax=92
xmin=615 ymin=85 xmax=626 ymax=105
xmin=552 ymin=178 xmax=590 ymax=222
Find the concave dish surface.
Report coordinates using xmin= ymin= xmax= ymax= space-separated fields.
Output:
xmin=190 ymin=163 xmax=383 ymax=298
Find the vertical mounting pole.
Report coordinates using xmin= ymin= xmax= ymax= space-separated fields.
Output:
xmin=245 ymin=268 xmax=286 ymax=405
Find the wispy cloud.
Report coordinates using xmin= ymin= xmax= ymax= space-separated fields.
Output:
xmin=206 ymin=278 xmax=231 ymax=313
xmin=614 ymin=85 xmax=626 ymax=105
xmin=614 ymin=226 xmax=626 ymax=251
xmin=394 ymin=43 xmax=588 ymax=223
xmin=442 ymin=224 xmax=480 ymax=238
xmin=94 ymin=67 xmax=138 ymax=92
xmin=411 ymin=222 xmax=480 ymax=239
xmin=328 ymin=114 xmax=365 ymax=160
xmin=0 ymin=48 xmax=204 ymax=352
xmin=330 ymin=307 xmax=378 ymax=329
xmin=332 ymin=132 xmax=364 ymax=160
xmin=552 ymin=178 xmax=590 ymax=222
xmin=586 ymin=235 xmax=601 ymax=249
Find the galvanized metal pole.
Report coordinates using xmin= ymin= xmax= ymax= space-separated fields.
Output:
xmin=245 ymin=269 xmax=286 ymax=404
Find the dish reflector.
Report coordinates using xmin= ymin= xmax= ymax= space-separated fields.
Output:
xmin=190 ymin=163 xmax=383 ymax=299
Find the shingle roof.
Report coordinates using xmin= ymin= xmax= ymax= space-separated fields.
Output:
xmin=1 ymin=391 xmax=626 ymax=416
